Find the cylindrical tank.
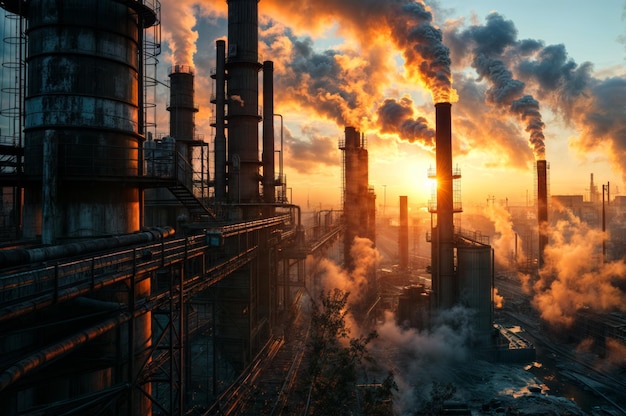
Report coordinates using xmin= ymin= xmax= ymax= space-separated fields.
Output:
xmin=457 ymin=245 xmax=493 ymax=345
xmin=22 ymin=0 xmax=144 ymax=240
xmin=0 ymin=2 xmax=156 ymax=415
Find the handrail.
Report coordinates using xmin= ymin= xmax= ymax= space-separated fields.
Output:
xmin=0 ymin=215 xmax=293 ymax=322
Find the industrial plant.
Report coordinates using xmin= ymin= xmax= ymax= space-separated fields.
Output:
xmin=0 ymin=1 xmax=625 ymax=415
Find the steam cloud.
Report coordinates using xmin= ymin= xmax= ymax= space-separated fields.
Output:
xmin=530 ymin=210 xmax=626 ymax=327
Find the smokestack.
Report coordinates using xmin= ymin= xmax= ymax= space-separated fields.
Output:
xmin=340 ymin=127 xmax=372 ymax=271
xmin=399 ymin=196 xmax=409 ymax=271
xmin=168 ymin=65 xmax=197 ymax=142
xmin=537 ymin=160 xmax=548 ymax=269
xmin=227 ymin=0 xmax=262 ymax=206
xmin=589 ymin=173 xmax=596 ymax=203
xmin=168 ymin=65 xmax=198 ymax=166
xmin=262 ymin=60 xmax=275 ymax=204
xmin=433 ymin=102 xmax=456 ymax=309
xmin=213 ymin=40 xmax=227 ymax=203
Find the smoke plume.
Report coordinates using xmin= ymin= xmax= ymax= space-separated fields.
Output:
xmin=376 ymin=97 xmax=435 ymax=150
xmin=160 ymin=0 xmax=200 ymax=65
xmin=308 ymin=236 xmax=380 ymax=305
xmin=486 ymin=202 xmax=526 ymax=268
xmin=447 ymin=13 xmax=546 ymax=159
xmin=371 ymin=307 xmax=473 ymax=413
xmin=530 ymin=211 xmax=626 ymax=327
xmin=261 ymin=0 xmax=456 ymax=104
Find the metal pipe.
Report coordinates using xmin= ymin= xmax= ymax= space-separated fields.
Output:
xmin=214 ymin=39 xmax=227 ymax=202
xmin=0 ymin=311 xmax=134 ymax=392
xmin=262 ymin=61 xmax=275 ymax=204
xmin=0 ymin=226 xmax=175 ymax=268
xmin=274 ymin=113 xmax=284 ymax=200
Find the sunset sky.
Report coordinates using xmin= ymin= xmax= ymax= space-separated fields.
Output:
xmin=153 ymin=0 xmax=624 ymax=212
xmin=5 ymin=1 xmax=626 ymax=213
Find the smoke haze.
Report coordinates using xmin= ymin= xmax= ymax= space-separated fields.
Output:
xmin=531 ymin=211 xmax=626 ymax=327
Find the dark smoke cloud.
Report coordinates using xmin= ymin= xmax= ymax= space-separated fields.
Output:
xmin=446 ymin=12 xmax=546 ymax=159
xmin=473 ymin=54 xmax=525 ymax=105
xmin=444 ymin=72 xmax=533 ymax=168
xmin=509 ymin=35 xmax=626 ymax=181
xmin=511 ymin=95 xmax=545 ymax=159
xmin=386 ymin=1 xmax=455 ymax=103
xmin=262 ymin=0 xmax=455 ymax=103
xmin=260 ymin=20 xmax=389 ymax=127
xmin=376 ymin=97 xmax=435 ymax=150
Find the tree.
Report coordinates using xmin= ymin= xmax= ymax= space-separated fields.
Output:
xmin=307 ymin=288 xmax=377 ymax=415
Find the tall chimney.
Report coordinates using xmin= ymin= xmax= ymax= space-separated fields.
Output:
xmin=168 ymin=65 xmax=198 ymax=166
xmin=262 ymin=60 xmax=275 ymax=204
xmin=168 ymin=65 xmax=197 ymax=142
xmin=340 ymin=127 xmax=372 ymax=271
xmin=537 ymin=160 xmax=548 ymax=269
xmin=434 ymin=102 xmax=455 ymax=309
xmin=399 ymin=195 xmax=409 ymax=271
xmin=213 ymin=40 xmax=227 ymax=203
xmin=227 ymin=0 xmax=262 ymax=206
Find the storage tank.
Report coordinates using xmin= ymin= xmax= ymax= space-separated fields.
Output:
xmin=0 ymin=2 xmax=158 ymax=415
xmin=16 ymin=0 xmax=156 ymax=241
xmin=457 ymin=245 xmax=493 ymax=345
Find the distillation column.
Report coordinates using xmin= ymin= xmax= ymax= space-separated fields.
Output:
xmin=226 ymin=0 xmax=262 ymax=208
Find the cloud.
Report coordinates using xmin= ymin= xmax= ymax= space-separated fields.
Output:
xmin=376 ymin=96 xmax=435 ymax=150
xmin=445 ymin=12 xmax=546 ymax=159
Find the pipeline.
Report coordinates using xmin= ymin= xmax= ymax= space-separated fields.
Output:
xmin=0 ymin=309 xmax=136 ymax=392
xmin=0 ymin=226 xmax=175 ymax=268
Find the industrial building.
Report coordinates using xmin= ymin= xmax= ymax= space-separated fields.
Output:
xmin=0 ymin=1 xmax=340 ymax=414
